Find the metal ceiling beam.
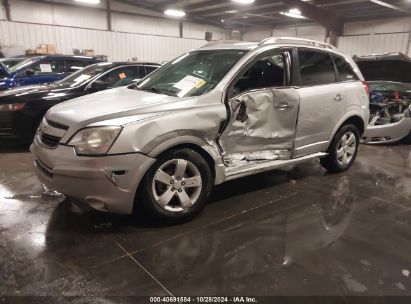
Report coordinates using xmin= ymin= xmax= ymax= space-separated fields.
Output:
xmin=115 ymin=0 xmax=224 ymax=27
xmin=368 ymin=0 xmax=410 ymax=14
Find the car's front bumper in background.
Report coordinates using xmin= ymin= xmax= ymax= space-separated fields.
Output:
xmin=362 ymin=116 xmax=411 ymax=144
xmin=30 ymin=138 xmax=156 ymax=214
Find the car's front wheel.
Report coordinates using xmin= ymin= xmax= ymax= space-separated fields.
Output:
xmin=320 ymin=124 xmax=360 ymax=173
xmin=139 ymin=148 xmax=213 ymax=223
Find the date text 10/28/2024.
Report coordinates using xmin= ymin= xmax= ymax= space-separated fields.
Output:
xmin=150 ymin=297 xmax=258 ymax=303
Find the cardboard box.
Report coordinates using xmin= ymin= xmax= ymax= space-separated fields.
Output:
xmin=34 ymin=43 xmax=56 ymax=54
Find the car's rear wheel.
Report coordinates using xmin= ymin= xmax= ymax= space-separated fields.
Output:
xmin=320 ymin=124 xmax=360 ymax=173
xmin=139 ymin=148 xmax=213 ymax=223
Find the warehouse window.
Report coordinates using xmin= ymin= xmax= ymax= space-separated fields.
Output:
xmin=298 ymin=50 xmax=336 ymax=86
xmin=332 ymin=55 xmax=358 ymax=82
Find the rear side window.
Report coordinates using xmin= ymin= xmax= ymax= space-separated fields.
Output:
xmin=99 ymin=66 xmax=141 ymax=88
xmin=332 ymin=55 xmax=358 ymax=82
xmin=65 ymin=59 xmax=88 ymax=73
xmin=29 ymin=59 xmax=64 ymax=75
xmin=143 ymin=66 xmax=158 ymax=76
xmin=298 ymin=50 xmax=336 ymax=86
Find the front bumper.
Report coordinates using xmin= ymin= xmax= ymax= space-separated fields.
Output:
xmin=362 ymin=116 xmax=411 ymax=144
xmin=31 ymin=138 xmax=156 ymax=214
xmin=0 ymin=111 xmax=35 ymax=144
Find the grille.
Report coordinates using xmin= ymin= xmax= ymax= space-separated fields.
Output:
xmin=46 ymin=119 xmax=69 ymax=130
xmin=40 ymin=133 xmax=61 ymax=148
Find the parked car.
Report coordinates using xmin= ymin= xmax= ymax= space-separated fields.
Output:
xmin=354 ymin=53 xmax=411 ymax=143
xmin=31 ymin=37 xmax=369 ymax=222
xmin=0 ymin=61 xmax=160 ymax=144
xmin=0 ymin=57 xmax=26 ymax=69
xmin=0 ymin=55 xmax=103 ymax=91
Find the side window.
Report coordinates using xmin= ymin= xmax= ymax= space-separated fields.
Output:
xmin=298 ymin=50 xmax=336 ymax=86
xmin=65 ymin=59 xmax=88 ymax=73
xmin=232 ymin=53 xmax=286 ymax=96
xmin=332 ymin=55 xmax=358 ymax=82
xmin=99 ymin=66 xmax=141 ymax=88
xmin=29 ymin=59 xmax=64 ymax=75
xmin=143 ymin=66 xmax=158 ymax=77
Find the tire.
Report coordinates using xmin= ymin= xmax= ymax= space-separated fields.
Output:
xmin=320 ymin=124 xmax=360 ymax=173
xmin=138 ymin=148 xmax=213 ymax=223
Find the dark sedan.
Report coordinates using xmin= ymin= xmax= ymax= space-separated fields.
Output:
xmin=0 ymin=61 xmax=160 ymax=144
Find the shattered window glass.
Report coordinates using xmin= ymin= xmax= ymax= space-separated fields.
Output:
xmin=233 ymin=53 xmax=285 ymax=95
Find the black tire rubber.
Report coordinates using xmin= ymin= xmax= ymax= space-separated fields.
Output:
xmin=138 ymin=148 xmax=213 ymax=223
xmin=320 ymin=124 xmax=360 ymax=173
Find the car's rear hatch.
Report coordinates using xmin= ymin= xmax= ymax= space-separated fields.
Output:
xmin=354 ymin=53 xmax=411 ymax=83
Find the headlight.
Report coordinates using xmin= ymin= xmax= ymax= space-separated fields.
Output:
xmin=0 ymin=103 xmax=25 ymax=111
xmin=68 ymin=126 xmax=122 ymax=156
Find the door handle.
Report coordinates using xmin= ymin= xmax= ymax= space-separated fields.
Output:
xmin=334 ymin=93 xmax=344 ymax=102
xmin=274 ymin=102 xmax=293 ymax=110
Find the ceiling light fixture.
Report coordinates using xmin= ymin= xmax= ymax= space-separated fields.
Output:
xmin=164 ymin=9 xmax=186 ymax=17
xmin=279 ymin=8 xmax=307 ymax=19
xmin=74 ymin=0 xmax=101 ymax=4
xmin=231 ymin=0 xmax=255 ymax=4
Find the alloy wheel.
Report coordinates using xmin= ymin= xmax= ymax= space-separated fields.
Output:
xmin=152 ymin=159 xmax=202 ymax=212
xmin=336 ymin=131 xmax=356 ymax=166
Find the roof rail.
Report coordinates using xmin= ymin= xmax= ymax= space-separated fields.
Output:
xmin=258 ymin=37 xmax=337 ymax=50
xmin=200 ymin=40 xmax=245 ymax=48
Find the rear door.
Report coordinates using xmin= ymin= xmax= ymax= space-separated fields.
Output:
xmin=219 ymin=50 xmax=300 ymax=163
xmin=294 ymin=49 xmax=347 ymax=157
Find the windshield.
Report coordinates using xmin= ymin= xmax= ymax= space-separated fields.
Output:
xmin=58 ymin=62 xmax=113 ymax=87
xmin=8 ymin=57 xmax=41 ymax=73
xmin=0 ymin=58 xmax=25 ymax=69
xmin=137 ymin=50 xmax=248 ymax=97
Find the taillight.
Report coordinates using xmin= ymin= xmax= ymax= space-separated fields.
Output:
xmin=0 ymin=103 xmax=25 ymax=112
xmin=362 ymin=81 xmax=370 ymax=97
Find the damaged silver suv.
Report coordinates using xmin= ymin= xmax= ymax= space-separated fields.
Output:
xmin=31 ymin=37 xmax=369 ymax=222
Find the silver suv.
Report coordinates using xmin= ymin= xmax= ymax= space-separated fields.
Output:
xmin=31 ymin=37 xmax=369 ymax=222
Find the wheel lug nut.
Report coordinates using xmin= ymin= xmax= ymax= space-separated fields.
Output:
xmin=182 ymin=182 xmax=186 ymax=186
xmin=171 ymin=187 xmax=175 ymax=191
xmin=178 ymin=189 xmax=182 ymax=192
xmin=170 ymin=180 xmax=174 ymax=184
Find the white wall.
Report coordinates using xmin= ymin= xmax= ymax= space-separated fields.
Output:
xmin=0 ymin=0 xmax=229 ymax=61
xmin=339 ymin=17 xmax=411 ymax=57
xmin=242 ymin=24 xmax=327 ymax=42
xmin=240 ymin=17 xmax=411 ymax=56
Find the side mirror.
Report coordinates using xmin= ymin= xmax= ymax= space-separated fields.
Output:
xmin=88 ymin=80 xmax=108 ymax=92
xmin=25 ymin=69 xmax=35 ymax=76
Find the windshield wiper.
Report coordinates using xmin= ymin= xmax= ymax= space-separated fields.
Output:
xmin=138 ymin=86 xmax=177 ymax=97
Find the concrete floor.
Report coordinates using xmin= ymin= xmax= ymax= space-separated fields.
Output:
xmin=0 ymin=143 xmax=410 ymax=302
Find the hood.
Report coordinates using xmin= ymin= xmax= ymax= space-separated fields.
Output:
xmin=0 ymin=84 xmax=71 ymax=104
xmin=355 ymin=58 xmax=411 ymax=83
xmin=47 ymin=87 xmax=184 ymax=127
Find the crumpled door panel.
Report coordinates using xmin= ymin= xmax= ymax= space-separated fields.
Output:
xmin=219 ymin=88 xmax=300 ymax=164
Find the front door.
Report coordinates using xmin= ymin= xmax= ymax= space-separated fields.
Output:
xmin=219 ymin=51 xmax=300 ymax=165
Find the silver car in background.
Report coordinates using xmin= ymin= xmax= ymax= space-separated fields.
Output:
xmin=31 ymin=37 xmax=369 ymax=222
xmin=355 ymin=53 xmax=411 ymax=144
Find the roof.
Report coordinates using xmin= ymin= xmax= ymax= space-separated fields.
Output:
xmin=353 ymin=53 xmax=411 ymax=62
